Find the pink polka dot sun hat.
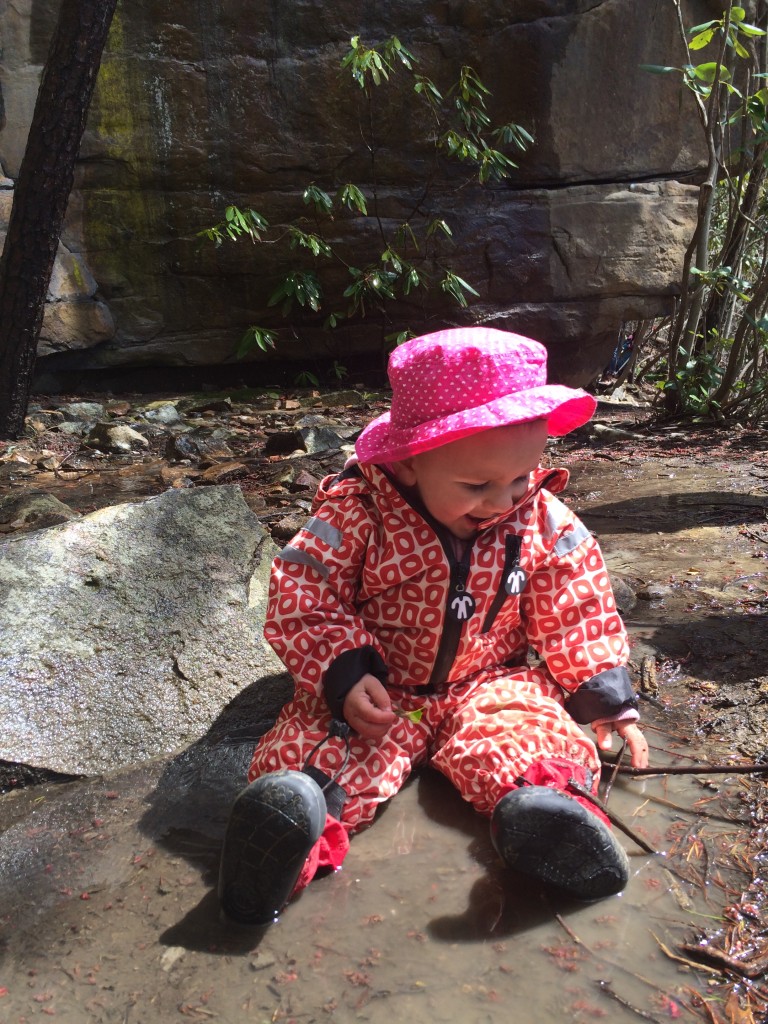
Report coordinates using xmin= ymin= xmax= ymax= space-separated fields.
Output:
xmin=356 ymin=327 xmax=597 ymax=464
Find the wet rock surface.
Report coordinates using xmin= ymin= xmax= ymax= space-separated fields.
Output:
xmin=0 ymin=485 xmax=282 ymax=776
xmin=1 ymin=388 xmax=768 ymax=1020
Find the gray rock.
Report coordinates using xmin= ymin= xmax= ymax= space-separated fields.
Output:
xmin=142 ymin=402 xmax=182 ymax=426
xmin=84 ymin=423 xmax=150 ymax=452
xmin=0 ymin=492 xmax=80 ymax=533
xmin=57 ymin=420 xmax=88 ymax=436
xmin=297 ymin=424 xmax=346 ymax=454
xmin=2 ymin=1 xmax=709 ymax=385
xmin=610 ymin=575 xmax=638 ymax=616
xmin=58 ymin=401 xmax=106 ymax=422
xmin=0 ymin=486 xmax=282 ymax=775
xmin=165 ymin=431 xmax=234 ymax=462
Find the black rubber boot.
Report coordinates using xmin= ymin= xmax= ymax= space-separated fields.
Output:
xmin=490 ymin=786 xmax=630 ymax=901
xmin=218 ymin=769 xmax=327 ymax=925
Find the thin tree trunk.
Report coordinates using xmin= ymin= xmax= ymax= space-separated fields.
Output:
xmin=0 ymin=0 xmax=118 ymax=439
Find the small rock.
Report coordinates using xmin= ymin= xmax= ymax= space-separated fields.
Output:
xmin=0 ymin=492 xmax=80 ymax=533
xmin=0 ymin=461 xmax=36 ymax=480
xmin=198 ymin=461 xmax=248 ymax=484
xmin=290 ymin=468 xmax=322 ymax=493
xmin=159 ymin=465 xmax=200 ymax=486
xmin=143 ymin=403 xmax=181 ymax=426
xmin=309 ymin=390 xmax=367 ymax=408
xmin=610 ymin=575 xmax=637 ymax=615
xmin=297 ymin=425 xmax=346 ymax=454
xmin=165 ymin=433 xmax=234 ymax=463
xmin=57 ymin=401 xmax=106 ymax=422
xmin=160 ymin=946 xmax=186 ymax=972
xmin=272 ymin=513 xmax=308 ymax=541
xmin=590 ymin=423 xmax=642 ymax=442
xmin=58 ymin=421 xmax=88 ymax=436
xmin=106 ymin=400 xmax=132 ymax=417
xmin=263 ymin=430 xmax=303 ymax=456
xmin=84 ymin=423 xmax=150 ymax=453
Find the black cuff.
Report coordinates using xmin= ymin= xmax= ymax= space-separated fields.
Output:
xmin=565 ymin=665 xmax=638 ymax=724
xmin=323 ymin=645 xmax=388 ymax=721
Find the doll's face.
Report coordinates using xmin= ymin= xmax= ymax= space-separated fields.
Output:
xmin=392 ymin=420 xmax=548 ymax=539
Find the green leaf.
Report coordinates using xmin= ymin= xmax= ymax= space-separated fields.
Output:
xmin=338 ymin=183 xmax=368 ymax=215
xmin=302 ymin=184 xmax=333 ymax=215
xmin=426 ymin=218 xmax=452 ymax=238
xmin=403 ymin=267 xmax=423 ymax=294
xmin=689 ymin=28 xmax=716 ymax=50
xmin=688 ymin=19 xmax=718 ymax=34
xmin=385 ymin=330 xmax=413 ymax=346
xmin=236 ymin=326 xmax=276 ymax=358
xmin=440 ymin=271 xmax=480 ymax=307
xmin=736 ymin=22 xmax=766 ymax=38
xmin=640 ymin=64 xmax=680 ymax=74
xmin=691 ymin=62 xmax=731 ymax=83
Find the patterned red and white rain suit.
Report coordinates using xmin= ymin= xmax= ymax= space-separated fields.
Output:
xmin=249 ymin=461 xmax=635 ymax=839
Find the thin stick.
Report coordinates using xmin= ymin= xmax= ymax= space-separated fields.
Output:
xmin=615 ymin=763 xmax=768 ymax=777
xmin=596 ymin=980 xmax=664 ymax=1023
xmin=679 ymin=942 xmax=768 ymax=980
xmin=603 ymin=736 xmax=627 ymax=801
xmin=567 ymin=778 xmax=659 ymax=854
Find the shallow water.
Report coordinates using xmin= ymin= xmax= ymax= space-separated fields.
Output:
xmin=1 ymin=453 xmax=766 ymax=1021
xmin=0 ymin=706 xmax=754 ymax=1024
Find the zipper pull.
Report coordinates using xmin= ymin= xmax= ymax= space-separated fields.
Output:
xmin=447 ymin=563 xmax=476 ymax=622
xmin=504 ymin=536 xmax=527 ymax=596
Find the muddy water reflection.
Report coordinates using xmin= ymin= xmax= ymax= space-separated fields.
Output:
xmin=0 ymin=707 xmax=751 ymax=1023
xmin=1 ymin=455 xmax=766 ymax=1020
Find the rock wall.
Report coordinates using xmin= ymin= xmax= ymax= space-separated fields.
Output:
xmin=0 ymin=0 xmax=720 ymax=386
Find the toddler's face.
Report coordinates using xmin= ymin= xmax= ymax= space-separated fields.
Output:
xmin=392 ymin=420 xmax=548 ymax=539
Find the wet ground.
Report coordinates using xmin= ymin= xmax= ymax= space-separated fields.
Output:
xmin=1 ymin=390 xmax=768 ymax=1022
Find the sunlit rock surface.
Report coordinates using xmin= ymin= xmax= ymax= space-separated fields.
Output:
xmin=0 ymin=1 xmax=714 ymax=385
xmin=0 ymin=485 xmax=282 ymax=775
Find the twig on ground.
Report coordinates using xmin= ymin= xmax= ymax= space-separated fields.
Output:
xmin=650 ymin=931 xmax=723 ymax=976
xmin=567 ymin=778 xmax=659 ymax=854
xmin=596 ymin=980 xmax=664 ymax=1022
xmin=605 ymin=760 xmax=768 ymax=777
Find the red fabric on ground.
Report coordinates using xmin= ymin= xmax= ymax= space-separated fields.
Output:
xmin=292 ymin=814 xmax=350 ymax=895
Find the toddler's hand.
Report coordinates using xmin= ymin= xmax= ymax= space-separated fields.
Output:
xmin=592 ymin=720 xmax=649 ymax=769
xmin=343 ymin=674 xmax=395 ymax=740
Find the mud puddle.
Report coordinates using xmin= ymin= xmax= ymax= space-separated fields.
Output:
xmin=1 ymin=437 xmax=768 ymax=1022
xmin=0 ymin=717 xmax=759 ymax=1024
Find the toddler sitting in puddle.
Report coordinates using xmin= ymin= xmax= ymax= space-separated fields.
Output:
xmin=217 ymin=326 xmax=649 ymax=925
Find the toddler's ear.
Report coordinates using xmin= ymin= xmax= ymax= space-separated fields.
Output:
xmin=389 ymin=458 xmax=418 ymax=486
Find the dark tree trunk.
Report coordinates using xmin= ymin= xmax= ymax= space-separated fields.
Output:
xmin=0 ymin=0 xmax=118 ymax=439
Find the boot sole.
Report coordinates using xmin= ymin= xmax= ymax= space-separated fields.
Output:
xmin=218 ymin=771 xmax=326 ymax=925
xmin=491 ymin=787 xmax=630 ymax=901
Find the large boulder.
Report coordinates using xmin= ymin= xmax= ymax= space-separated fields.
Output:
xmin=0 ymin=485 xmax=283 ymax=776
xmin=0 ymin=1 xmax=718 ymax=384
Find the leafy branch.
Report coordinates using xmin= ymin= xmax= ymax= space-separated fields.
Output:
xmin=199 ymin=36 xmax=533 ymax=362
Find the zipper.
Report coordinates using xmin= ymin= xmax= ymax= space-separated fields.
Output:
xmin=480 ymin=533 xmax=524 ymax=634
xmin=428 ymin=535 xmax=476 ymax=686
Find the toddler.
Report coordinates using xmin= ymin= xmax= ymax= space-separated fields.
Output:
xmin=218 ymin=327 xmax=648 ymax=925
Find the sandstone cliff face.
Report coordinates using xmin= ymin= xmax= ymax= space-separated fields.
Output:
xmin=0 ymin=1 xmax=718 ymax=385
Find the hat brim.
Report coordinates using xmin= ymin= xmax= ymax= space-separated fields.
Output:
xmin=356 ymin=386 xmax=596 ymax=464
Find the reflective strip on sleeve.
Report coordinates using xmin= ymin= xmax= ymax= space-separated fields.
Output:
xmin=553 ymin=520 xmax=592 ymax=557
xmin=278 ymin=545 xmax=330 ymax=579
xmin=304 ymin=516 xmax=343 ymax=549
